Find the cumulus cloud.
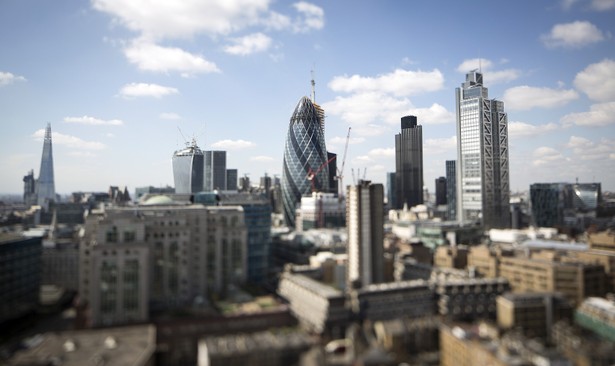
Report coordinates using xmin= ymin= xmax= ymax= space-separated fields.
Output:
xmin=224 ymin=32 xmax=272 ymax=55
xmin=503 ymin=85 xmax=578 ymax=110
xmin=424 ymin=136 xmax=457 ymax=155
xmin=250 ymin=155 xmax=274 ymax=162
xmin=567 ymin=135 xmax=615 ymax=160
xmin=64 ymin=115 xmax=124 ymax=126
xmin=456 ymin=58 xmax=520 ymax=84
xmin=33 ymin=129 xmax=106 ymax=150
xmin=210 ymin=139 xmax=255 ymax=150
xmin=508 ymin=121 xmax=558 ymax=137
xmin=0 ymin=71 xmax=26 ymax=86
xmin=124 ymin=40 xmax=220 ymax=76
xmin=119 ymin=83 xmax=179 ymax=98
xmin=532 ymin=146 xmax=566 ymax=166
xmin=329 ymin=68 xmax=444 ymax=97
xmin=323 ymin=92 xmax=411 ymax=128
xmin=561 ymin=102 xmax=615 ymax=127
xmin=292 ymin=1 xmax=324 ymax=32
xmin=159 ymin=112 xmax=181 ymax=120
xmin=591 ymin=0 xmax=615 ymax=10
xmin=408 ymin=103 xmax=454 ymax=124
xmin=368 ymin=148 xmax=395 ymax=158
xmin=328 ymin=136 xmax=365 ymax=146
xmin=574 ymin=59 xmax=615 ymax=102
xmin=541 ymin=21 xmax=607 ymax=48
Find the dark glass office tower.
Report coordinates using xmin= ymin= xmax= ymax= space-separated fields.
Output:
xmin=172 ymin=139 xmax=204 ymax=194
xmin=456 ymin=71 xmax=510 ymax=228
xmin=435 ymin=177 xmax=447 ymax=206
xmin=446 ymin=160 xmax=457 ymax=220
xmin=395 ymin=116 xmax=423 ymax=209
xmin=281 ymin=96 xmax=329 ymax=227
xmin=205 ymin=150 xmax=227 ymax=191
xmin=37 ymin=123 xmax=56 ymax=209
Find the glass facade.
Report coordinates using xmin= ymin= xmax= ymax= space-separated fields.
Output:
xmin=446 ymin=160 xmax=457 ymax=220
xmin=395 ymin=115 xmax=423 ymax=210
xmin=456 ymin=71 xmax=510 ymax=228
xmin=282 ymin=96 xmax=329 ymax=227
xmin=37 ymin=123 xmax=55 ymax=208
xmin=172 ymin=139 xmax=204 ymax=194
xmin=205 ymin=150 xmax=227 ymax=191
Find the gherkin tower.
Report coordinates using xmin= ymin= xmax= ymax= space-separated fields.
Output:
xmin=281 ymin=96 xmax=329 ymax=227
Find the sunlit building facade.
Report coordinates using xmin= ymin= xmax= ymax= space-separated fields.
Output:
xmin=456 ymin=71 xmax=510 ymax=228
xmin=172 ymin=139 xmax=204 ymax=194
xmin=37 ymin=123 xmax=56 ymax=209
xmin=282 ymin=96 xmax=329 ymax=227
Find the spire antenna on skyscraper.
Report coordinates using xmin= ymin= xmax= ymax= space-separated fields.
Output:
xmin=310 ymin=68 xmax=316 ymax=102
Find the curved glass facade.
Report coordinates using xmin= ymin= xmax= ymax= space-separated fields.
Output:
xmin=282 ymin=96 xmax=329 ymax=227
xmin=172 ymin=140 xmax=204 ymax=194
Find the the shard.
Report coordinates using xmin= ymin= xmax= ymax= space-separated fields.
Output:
xmin=36 ymin=123 xmax=55 ymax=208
xmin=281 ymin=96 xmax=329 ymax=227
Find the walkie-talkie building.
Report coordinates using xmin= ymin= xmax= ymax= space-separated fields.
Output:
xmin=172 ymin=139 xmax=204 ymax=194
xmin=281 ymin=96 xmax=329 ymax=227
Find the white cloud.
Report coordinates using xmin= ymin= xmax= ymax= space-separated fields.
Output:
xmin=503 ymin=85 xmax=579 ymax=110
xmin=328 ymin=136 xmax=365 ymax=146
xmin=33 ymin=129 xmax=106 ymax=150
xmin=292 ymin=1 xmax=324 ymax=33
xmin=323 ymin=92 xmax=411 ymax=127
xmin=250 ymin=155 xmax=274 ymax=162
xmin=561 ymin=102 xmax=615 ymax=127
xmin=456 ymin=58 xmax=520 ymax=84
xmin=328 ymin=68 xmax=444 ymax=97
xmin=508 ymin=121 xmax=558 ymax=137
xmin=368 ymin=148 xmax=395 ymax=158
xmin=408 ymin=103 xmax=454 ymax=124
xmin=64 ymin=115 xmax=124 ymax=126
xmin=92 ymin=0 xmax=271 ymax=40
xmin=124 ymin=40 xmax=220 ymax=76
xmin=0 ymin=71 xmax=26 ymax=86
xmin=224 ymin=33 xmax=272 ymax=55
xmin=159 ymin=112 xmax=181 ymax=120
xmin=591 ymin=0 xmax=615 ymax=10
xmin=119 ymin=83 xmax=179 ymax=98
xmin=574 ymin=59 xmax=615 ymax=102
xmin=541 ymin=21 xmax=607 ymax=48
xmin=532 ymin=146 xmax=566 ymax=166
xmin=567 ymin=136 xmax=615 ymax=160
xmin=424 ymin=136 xmax=457 ymax=155
xmin=210 ymin=139 xmax=255 ymax=150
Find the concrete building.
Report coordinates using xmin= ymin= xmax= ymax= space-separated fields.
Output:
xmin=79 ymin=198 xmax=247 ymax=326
xmin=456 ymin=71 xmax=510 ymax=229
xmin=198 ymin=328 xmax=314 ymax=366
xmin=574 ymin=297 xmax=615 ymax=342
xmin=8 ymin=324 xmax=156 ymax=366
xmin=395 ymin=115 xmax=423 ymax=210
xmin=353 ymin=280 xmax=435 ymax=321
xmin=552 ymin=319 xmax=615 ymax=365
xmin=296 ymin=192 xmax=345 ymax=231
xmin=497 ymin=292 xmax=572 ymax=339
xmin=0 ymin=234 xmax=42 ymax=324
xmin=374 ymin=316 xmax=440 ymax=365
xmin=42 ymin=240 xmax=79 ymax=291
xmin=435 ymin=278 xmax=510 ymax=321
xmin=434 ymin=245 xmax=468 ymax=269
xmin=347 ymin=180 xmax=384 ymax=289
xmin=499 ymin=254 xmax=605 ymax=306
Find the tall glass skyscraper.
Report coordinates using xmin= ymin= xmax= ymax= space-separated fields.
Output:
xmin=172 ymin=139 xmax=204 ymax=194
xmin=456 ymin=71 xmax=510 ymax=228
xmin=395 ymin=115 xmax=423 ymax=209
xmin=204 ymin=150 xmax=227 ymax=191
xmin=37 ymin=123 xmax=56 ymax=209
xmin=282 ymin=96 xmax=329 ymax=227
xmin=446 ymin=160 xmax=457 ymax=221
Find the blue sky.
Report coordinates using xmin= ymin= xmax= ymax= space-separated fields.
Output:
xmin=1 ymin=0 xmax=614 ymax=195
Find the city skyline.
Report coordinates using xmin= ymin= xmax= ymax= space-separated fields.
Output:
xmin=1 ymin=1 xmax=615 ymax=194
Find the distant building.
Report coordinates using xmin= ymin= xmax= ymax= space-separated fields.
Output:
xmin=435 ymin=176 xmax=447 ymax=206
xmin=172 ymin=139 xmax=205 ymax=194
xmin=37 ymin=123 xmax=56 ymax=209
xmin=327 ymin=151 xmax=338 ymax=195
xmin=281 ymin=96 xmax=329 ymax=227
xmin=134 ymin=185 xmax=175 ymax=201
xmin=456 ymin=71 xmax=510 ymax=228
xmin=347 ymin=181 xmax=385 ymax=289
xmin=23 ymin=169 xmax=36 ymax=206
xmin=225 ymin=169 xmax=238 ymax=191
xmin=386 ymin=172 xmax=396 ymax=210
xmin=435 ymin=278 xmax=510 ymax=321
xmin=446 ymin=160 xmax=456 ymax=220
xmin=0 ymin=234 xmax=42 ymax=324
xmin=205 ymin=150 xmax=227 ymax=191
xmin=530 ymin=182 xmax=602 ymax=227
xmin=395 ymin=115 xmax=423 ymax=209
xmin=42 ymin=241 xmax=79 ymax=291
xmin=574 ymin=297 xmax=615 ymax=342
xmin=296 ymin=192 xmax=345 ymax=231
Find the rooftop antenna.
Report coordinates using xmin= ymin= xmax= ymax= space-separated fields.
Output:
xmin=310 ymin=67 xmax=316 ymax=102
xmin=177 ymin=126 xmax=189 ymax=146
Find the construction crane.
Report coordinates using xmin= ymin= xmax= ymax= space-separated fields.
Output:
xmin=306 ymin=155 xmax=337 ymax=193
xmin=335 ymin=127 xmax=351 ymax=199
